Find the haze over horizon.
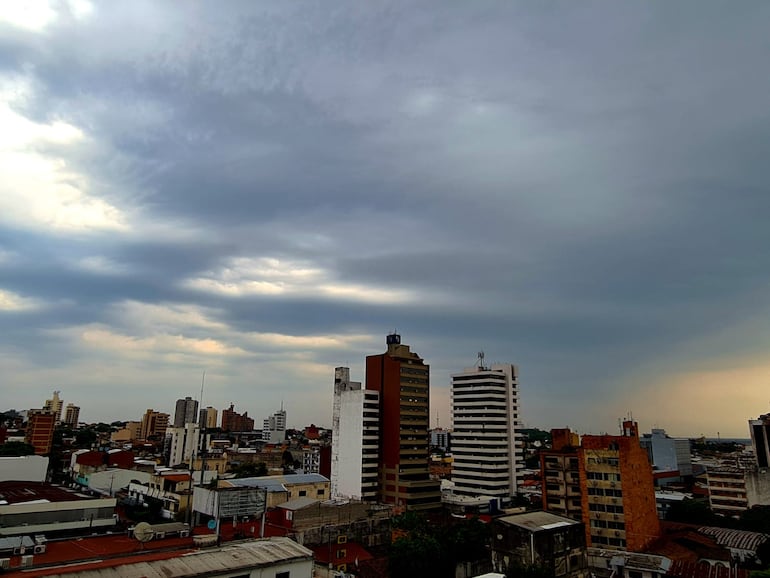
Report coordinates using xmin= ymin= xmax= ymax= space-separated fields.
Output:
xmin=1 ymin=2 xmax=770 ymax=438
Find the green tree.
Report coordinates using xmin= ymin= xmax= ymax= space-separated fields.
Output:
xmin=75 ymin=429 xmax=98 ymax=448
xmin=0 ymin=441 xmax=35 ymax=456
xmin=389 ymin=532 xmax=444 ymax=578
xmin=231 ymin=462 xmax=268 ymax=478
xmin=505 ymin=562 xmax=555 ymax=578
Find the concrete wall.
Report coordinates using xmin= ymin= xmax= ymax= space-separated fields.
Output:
xmin=0 ymin=455 xmax=48 ymax=482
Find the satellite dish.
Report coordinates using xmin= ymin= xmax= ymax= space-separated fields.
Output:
xmin=133 ymin=522 xmax=155 ymax=543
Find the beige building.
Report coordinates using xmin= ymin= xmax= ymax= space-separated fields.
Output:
xmin=140 ymin=409 xmax=169 ymax=440
xmin=111 ymin=421 xmax=142 ymax=444
xmin=219 ymin=474 xmax=331 ymax=508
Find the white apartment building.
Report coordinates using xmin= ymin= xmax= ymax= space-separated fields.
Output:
xmin=167 ymin=423 xmax=201 ymax=467
xmin=263 ymin=408 xmax=287 ymax=443
xmin=331 ymin=366 xmax=380 ymax=500
xmin=451 ymin=361 xmax=522 ymax=499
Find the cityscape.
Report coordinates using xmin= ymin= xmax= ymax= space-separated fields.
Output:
xmin=2 ymin=2 xmax=770 ymax=578
xmin=2 ymin=332 xmax=770 ymax=577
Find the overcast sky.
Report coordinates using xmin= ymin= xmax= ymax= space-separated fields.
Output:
xmin=1 ymin=1 xmax=769 ymax=438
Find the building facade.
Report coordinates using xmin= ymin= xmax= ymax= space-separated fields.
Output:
xmin=221 ymin=404 xmax=255 ymax=432
xmin=63 ymin=403 xmax=80 ymax=428
xmin=263 ymin=408 xmax=287 ymax=443
xmin=173 ymin=396 xmax=199 ymax=428
xmin=491 ymin=510 xmax=588 ymax=578
xmin=331 ymin=366 xmax=380 ymax=500
xmin=43 ymin=391 xmax=64 ymax=424
xmin=167 ymin=423 xmax=201 ymax=467
xmin=25 ymin=410 xmax=56 ymax=455
xmin=365 ymin=333 xmax=440 ymax=511
xmin=640 ymin=428 xmax=692 ymax=477
xmin=199 ymin=406 xmax=218 ymax=429
xmin=451 ymin=361 xmax=522 ymax=500
xmin=140 ymin=409 xmax=169 ymax=440
xmin=541 ymin=428 xmax=583 ymax=520
xmin=579 ymin=421 xmax=660 ymax=552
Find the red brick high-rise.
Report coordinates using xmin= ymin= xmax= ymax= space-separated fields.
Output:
xmin=579 ymin=420 xmax=660 ymax=552
xmin=25 ymin=410 xmax=56 ymax=455
xmin=365 ymin=333 xmax=440 ymax=511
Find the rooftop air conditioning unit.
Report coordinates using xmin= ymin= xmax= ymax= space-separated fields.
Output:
xmin=0 ymin=559 xmax=10 ymax=570
xmin=20 ymin=555 xmax=34 ymax=568
xmin=33 ymin=544 xmax=46 ymax=554
xmin=179 ymin=530 xmax=190 ymax=538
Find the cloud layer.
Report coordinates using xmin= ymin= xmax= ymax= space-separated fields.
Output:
xmin=1 ymin=1 xmax=769 ymax=436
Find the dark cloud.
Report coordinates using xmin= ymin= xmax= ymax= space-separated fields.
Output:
xmin=0 ymin=1 xmax=769 ymax=435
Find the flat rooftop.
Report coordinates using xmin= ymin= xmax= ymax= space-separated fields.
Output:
xmin=497 ymin=510 xmax=581 ymax=532
xmin=0 ymin=482 xmax=96 ymax=505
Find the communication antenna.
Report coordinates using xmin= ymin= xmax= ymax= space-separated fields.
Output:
xmin=477 ymin=351 xmax=485 ymax=369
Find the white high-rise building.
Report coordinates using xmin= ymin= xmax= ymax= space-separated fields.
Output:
xmin=451 ymin=360 xmax=523 ymax=499
xmin=331 ymin=367 xmax=380 ymax=500
xmin=263 ymin=408 xmax=287 ymax=443
xmin=167 ymin=423 xmax=201 ymax=467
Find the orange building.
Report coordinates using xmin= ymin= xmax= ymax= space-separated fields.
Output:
xmin=25 ymin=409 xmax=56 ymax=455
xmin=541 ymin=428 xmax=582 ymax=520
xmin=365 ymin=333 xmax=441 ymax=511
xmin=579 ymin=420 xmax=660 ymax=552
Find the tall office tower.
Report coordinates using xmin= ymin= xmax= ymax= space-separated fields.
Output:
xmin=579 ymin=421 xmax=660 ymax=552
xmin=63 ymin=403 xmax=80 ymax=428
xmin=140 ymin=409 xmax=170 ymax=440
xmin=263 ymin=408 xmax=287 ymax=443
xmin=25 ymin=409 xmax=56 ymax=455
xmin=199 ymin=406 xmax=218 ymax=429
xmin=43 ymin=391 xmax=64 ymax=424
xmin=173 ymin=396 xmax=199 ymax=428
xmin=639 ymin=428 xmax=693 ymax=477
xmin=541 ymin=428 xmax=583 ymax=520
xmin=451 ymin=359 xmax=523 ymax=501
xmin=365 ymin=333 xmax=441 ymax=511
xmin=167 ymin=422 xmax=201 ymax=467
xmin=749 ymin=414 xmax=770 ymax=468
xmin=331 ymin=367 xmax=380 ymax=500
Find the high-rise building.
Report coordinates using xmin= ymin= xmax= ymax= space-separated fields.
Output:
xmin=221 ymin=404 xmax=254 ymax=432
xmin=174 ymin=396 xmax=199 ymax=428
xmin=263 ymin=408 xmax=287 ymax=443
xmin=639 ymin=428 xmax=692 ymax=477
xmin=140 ymin=409 xmax=169 ymax=440
xmin=25 ymin=410 xmax=56 ymax=455
xmin=167 ymin=423 xmax=201 ymax=467
xmin=199 ymin=406 xmax=218 ymax=429
xmin=451 ymin=360 xmax=523 ymax=501
xmin=331 ymin=366 xmax=380 ymax=500
xmin=749 ymin=414 xmax=770 ymax=469
xmin=579 ymin=420 xmax=660 ymax=552
xmin=365 ymin=333 xmax=441 ymax=511
xmin=541 ymin=428 xmax=582 ymax=520
xmin=63 ymin=403 xmax=80 ymax=428
xmin=43 ymin=391 xmax=64 ymax=424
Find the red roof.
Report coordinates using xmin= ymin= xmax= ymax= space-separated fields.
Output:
xmin=163 ymin=474 xmax=191 ymax=483
xmin=312 ymin=541 xmax=374 ymax=566
xmin=0 ymin=481 xmax=96 ymax=504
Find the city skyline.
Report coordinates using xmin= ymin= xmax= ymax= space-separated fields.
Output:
xmin=2 ymin=2 xmax=770 ymax=438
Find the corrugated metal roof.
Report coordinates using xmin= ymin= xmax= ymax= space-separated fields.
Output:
xmin=44 ymin=537 xmax=312 ymax=578
xmin=698 ymin=526 xmax=769 ymax=552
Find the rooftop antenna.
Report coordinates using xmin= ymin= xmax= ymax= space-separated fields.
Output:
xmin=436 ymin=410 xmax=440 ymax=429
xmin=477 ymin=351 xmax=485 ymax=369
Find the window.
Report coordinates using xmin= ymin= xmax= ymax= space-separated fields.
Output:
xmin=276 ymin=572 xmax=290 ymax=578
xmin=317 ymin=489 xmax=325 ymax=496
xmin=337 ymin=549 xmax=347 ymax=559
xmin=298 ymin=490 xmax=307 ymax=497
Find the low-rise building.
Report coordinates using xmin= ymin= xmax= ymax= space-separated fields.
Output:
xmin=218 ymin=473 xmax=331 ymax=508
xmin=491 ymin=510 xmax=588 ymax=578
xmin=0 ymin=455 xmax=48 ymax=482
xmin=0 ymin=481 xmax=117 ymax=536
